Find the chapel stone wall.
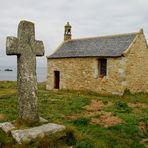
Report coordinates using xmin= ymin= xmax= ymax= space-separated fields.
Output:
xmin=47 ymin=56 xmax=127 ymax=95
xmin=126 ymin=32 xmax=148 ymax=93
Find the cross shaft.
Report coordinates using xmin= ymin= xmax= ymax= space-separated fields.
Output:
xmin=6 ymin=20 xmax=44 ymax=124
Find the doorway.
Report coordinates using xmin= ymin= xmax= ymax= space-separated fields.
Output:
xmin=54 ymin=71 xmax=60 ymax=89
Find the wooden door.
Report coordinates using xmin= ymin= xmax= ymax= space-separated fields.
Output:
xmin=54 ymin=71 xmax=60 ymax=89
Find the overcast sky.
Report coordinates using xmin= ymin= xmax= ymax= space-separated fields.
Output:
xmin=0 ymin=0 xmax=148 ymax=67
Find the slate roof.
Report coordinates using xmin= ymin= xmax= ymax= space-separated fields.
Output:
xmin=48 ymin=32 xmax=137 ymax=59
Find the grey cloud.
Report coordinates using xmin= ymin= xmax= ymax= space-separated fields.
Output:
xmin=0 ymin=0 xmax=148 ymax=66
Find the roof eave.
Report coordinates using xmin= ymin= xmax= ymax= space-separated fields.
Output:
xmin=46 ymin=41 xmax=65 ymax=58
xmin=122 ymin=32 xmax=139 ymax=56
xmin=47 ymin=55 xmax=123 ymax=59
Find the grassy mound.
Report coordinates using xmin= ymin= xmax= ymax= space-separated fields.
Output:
xmin=0 ymin=81 xmax=147 ymax=147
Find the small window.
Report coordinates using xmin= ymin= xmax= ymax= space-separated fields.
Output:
xmin=100 ymin=59 xmax=107 ymax=77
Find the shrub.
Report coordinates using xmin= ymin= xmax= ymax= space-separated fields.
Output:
xmin=73 ymin=117 xmax=90 ymax=126
xmin=114 ymin=100 xmax=131 ymax=113
xmin=0 ymin=130 xmax=15 ymax=146
xmin=102 ymin=100 xmax=108 ymax=105
xmin=64 ymin=127 xmax=77 ymax=146
xmin=75 ymin=138 xmax=96 ymax=148
xmin=123 ymin=89 xmax=132 ymax=95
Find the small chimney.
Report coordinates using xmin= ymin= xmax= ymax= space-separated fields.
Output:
xmin=64 ymin=22 xmax=72 ymax=41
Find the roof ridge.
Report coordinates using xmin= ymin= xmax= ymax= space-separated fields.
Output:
xmin=67 ymin=32 xmax=138 ymax=42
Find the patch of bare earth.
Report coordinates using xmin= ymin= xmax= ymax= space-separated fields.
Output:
xmin=84 ymin=100 xmax=105 ymax=111
xmin=82 ymin=100 xmax=109 ymax=118
xmin=140 ymin=138 xmax=148 ymax=148
xmin=84 ymin=111 xmax=101 ymax=118
xmin=128 ymin=102 xmax=148 ymax=108
xmin=91 ymin=111 xmax=123 ymax=128
xmin=133 ymin=108 xmax=143 ymax=113
xmin=65 ymin=100 xmax=105 ymax=120
xmin=0 ymin=113 xmax=7 ymax=121
xmin=138 ymin=121 xmax=148 ymax=134
xmin=84 ymin=100 xmax=122 ymax=128
xmin=65 ymin=114 xmax=81 ymax=120
xmin=66 ymin=100 xmax=122 ymax=127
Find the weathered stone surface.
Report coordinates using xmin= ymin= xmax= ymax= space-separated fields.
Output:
xmin=47 ymin=57 xmax=126 ymax=95
xmin=0 ymin=122 xmax=15 ymax=133
xmin=39 ymin=117 xmax=48 ymax=123
xmin=64 ymin=22 xmax=72 ymax=41
xmin=11 ymin=123 xmax=65 ymax=144
xmin=125 ymin=32 xmax=148 ymax=93
xmin=6 ymin=20 xmax=44 ymax=124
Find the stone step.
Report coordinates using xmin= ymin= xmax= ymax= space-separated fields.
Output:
xmin=11 ymin=123 xmax=65 ymax=144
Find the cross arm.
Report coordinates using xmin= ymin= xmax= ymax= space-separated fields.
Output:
xmin=6 ymin=36 xmax=20 ymax=55
xmin=34 ymin=40 xmax=45 ymax=56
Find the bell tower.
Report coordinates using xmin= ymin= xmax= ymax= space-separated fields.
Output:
xmin=64 ymin=22 xmax=72 ymax=41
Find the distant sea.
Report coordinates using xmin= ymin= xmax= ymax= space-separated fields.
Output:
xmin=0 ymin=66 xmax=47 ymax=82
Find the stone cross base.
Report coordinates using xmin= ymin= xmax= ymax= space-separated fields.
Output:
xmin=0 ymin=122 xmax=65 ymax=144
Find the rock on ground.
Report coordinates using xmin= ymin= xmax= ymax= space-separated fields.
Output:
xmin=0 ymin=122 xmax=15 ymax=133
xmin=11 ymin=123 xmax=65 ymax=144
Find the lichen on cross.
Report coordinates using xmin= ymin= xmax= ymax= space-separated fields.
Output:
xmin=6 ymin=20 xmax=44 ymax=124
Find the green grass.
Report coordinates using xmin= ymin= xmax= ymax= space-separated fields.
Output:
xmin=0 ymin=81 xmax=148 ymax=147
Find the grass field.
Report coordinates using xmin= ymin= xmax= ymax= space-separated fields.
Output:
xmin=0 ymin=81 xmax=148 ymax=148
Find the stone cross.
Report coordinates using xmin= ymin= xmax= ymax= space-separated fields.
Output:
xmin=6 ymin=20 xmax=44 ymax=124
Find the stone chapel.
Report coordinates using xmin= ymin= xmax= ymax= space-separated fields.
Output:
xmin=46 ymin=22 xmax=148 ymax=95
